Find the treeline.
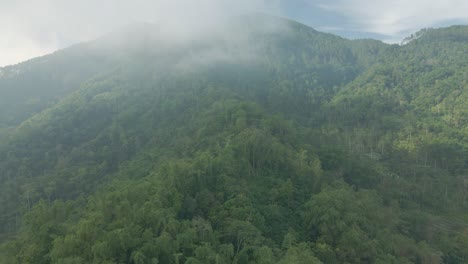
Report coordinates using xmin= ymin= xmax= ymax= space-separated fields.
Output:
xmin=0 ymin=16 xmax=467 ymax=263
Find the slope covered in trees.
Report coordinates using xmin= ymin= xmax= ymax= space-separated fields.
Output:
xmin=0 ymin=15 xmax=466 ymax=263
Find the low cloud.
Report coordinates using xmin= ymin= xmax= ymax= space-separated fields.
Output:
xmin=0 ymin=0 xmax=280 ymax=67
xmin=1 ymin=0 xmax=468 ymax=66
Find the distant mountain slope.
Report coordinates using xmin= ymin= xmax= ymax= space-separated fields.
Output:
xmin=0 ymin=44 xmax=124 ymax=129
xmin=0 ymin=15 xmax=466 ymax=264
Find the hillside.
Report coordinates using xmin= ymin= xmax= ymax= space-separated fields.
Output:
xmin=0 ymin=15 xmax=466 ymax=263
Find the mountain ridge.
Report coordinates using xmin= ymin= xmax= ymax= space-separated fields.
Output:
xmin=0 ymin=14 xmax=467 ymax=263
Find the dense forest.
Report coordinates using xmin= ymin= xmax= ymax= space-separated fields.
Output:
xmin=0 ymin=15 xmax=466 ymax=263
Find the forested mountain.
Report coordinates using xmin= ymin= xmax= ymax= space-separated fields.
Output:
xmin=0 ymin=15 xmax=466 ymax=263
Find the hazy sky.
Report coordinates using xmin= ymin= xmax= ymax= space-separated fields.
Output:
xmin=1 ymin=0 xmax=467 ymax=67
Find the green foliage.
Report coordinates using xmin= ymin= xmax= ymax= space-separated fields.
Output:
xmin=0 ymin=15 xmax=467 ymax=263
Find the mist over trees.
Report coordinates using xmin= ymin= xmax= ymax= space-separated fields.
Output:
xmin=0 ymin=15 xmax=467 ymax=263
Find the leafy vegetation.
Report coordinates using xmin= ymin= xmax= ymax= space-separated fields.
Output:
xmin=0 ymin=16 xmax=466 ymax=263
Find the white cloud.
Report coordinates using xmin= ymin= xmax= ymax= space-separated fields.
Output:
xmin=1 ymin=0 xmax=467 ymax=66
xmin=0 ymin=32 xmax=57 ymax=67
xmin=0 ymin=0 xmax=280 ymax=67
xmin=315 ymin=0 xmax=468 ymax=42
